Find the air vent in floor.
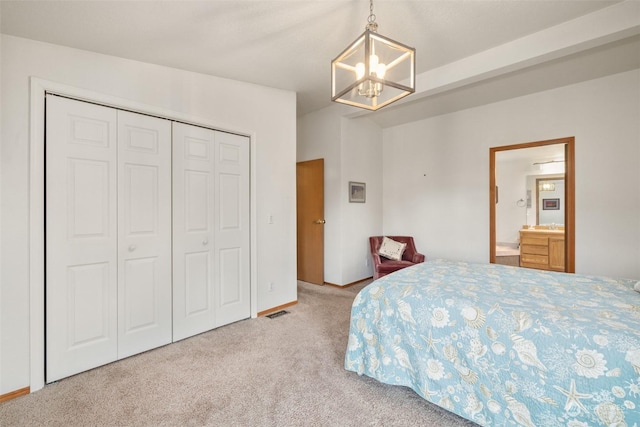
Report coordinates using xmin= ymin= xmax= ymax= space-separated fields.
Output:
xmin=266 ymin=310 xmax=289 ymax=319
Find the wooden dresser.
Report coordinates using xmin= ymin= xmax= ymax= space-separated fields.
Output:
xmin=519 ymin=228 xmax=565 ymax=272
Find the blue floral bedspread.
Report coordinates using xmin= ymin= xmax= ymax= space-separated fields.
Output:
xmin=345 ymin=259 xmax=640 ymax=426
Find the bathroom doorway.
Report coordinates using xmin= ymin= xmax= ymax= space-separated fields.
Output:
xmin=489 ymin=137 xmax=575 ymax=272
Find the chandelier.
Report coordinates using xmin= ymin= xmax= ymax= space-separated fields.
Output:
xmin=331 ymin=0 xmax=415 ymax=111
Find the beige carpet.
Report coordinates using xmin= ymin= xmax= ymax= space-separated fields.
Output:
xmin=0 ymin=281 xmax=477 ymax=427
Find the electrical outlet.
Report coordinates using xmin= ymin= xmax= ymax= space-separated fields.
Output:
xmin=268 ymin=282 xmax=274 ymax=292
xmin=365 ymin=257 xmax=370 ymax=267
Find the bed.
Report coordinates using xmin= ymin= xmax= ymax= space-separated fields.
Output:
xmin=345 ymin=259 xmax=640 ymax=426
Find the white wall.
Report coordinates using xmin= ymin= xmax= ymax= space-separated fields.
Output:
xmin=0 ymin=35 xmax=297 ymax=394
xmin=383 ymin=69 xmax=640 ymax=280
xmin=297 ymin=107 xmax=343 ymax=284
xmin=297 ymin=108 xmax=382 ymax=285
xmin=340 ymin=117 xmax=382 ymax=284
xmin=496 ymin=158 xmax=530 ymax=244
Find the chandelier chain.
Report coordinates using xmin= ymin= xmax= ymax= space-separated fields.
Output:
xmin=366 ymin=0 xmax=378 ymax=31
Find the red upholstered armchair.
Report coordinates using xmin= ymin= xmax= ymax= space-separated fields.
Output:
xmin=369 ymin=236 xmax=426 ymax=280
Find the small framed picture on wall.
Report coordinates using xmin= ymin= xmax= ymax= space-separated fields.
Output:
xmin=542 ymin=198 xmax=560 ymax=210
xmin=349 ymin=181 xmax=366 ymax=203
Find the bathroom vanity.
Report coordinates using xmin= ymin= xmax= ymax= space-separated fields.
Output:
xmin=519 ymin=227 xmax=565 ymax=272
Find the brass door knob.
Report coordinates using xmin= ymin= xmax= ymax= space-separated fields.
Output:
xmin=314 ymin=219 xmax=326 ymax=224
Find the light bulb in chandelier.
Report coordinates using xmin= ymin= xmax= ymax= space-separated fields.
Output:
xmin=355 ymin=54 xmax=387 ymax=98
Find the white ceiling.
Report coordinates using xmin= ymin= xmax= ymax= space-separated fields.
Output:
xmin=496 ymin=144 xmax=564 ymax=164
xmin=1 ymin=0 xmax=638 ymax=123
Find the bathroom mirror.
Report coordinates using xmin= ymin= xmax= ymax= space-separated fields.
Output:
xmin=534 ymin=177 xmax=564 ymax=226
xmin=523 ymin=174 xmax=565 ymax=227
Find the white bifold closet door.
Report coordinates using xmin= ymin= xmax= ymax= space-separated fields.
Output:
xmin=116 ymin=110 xmax=172 ymax=359
xmin=172 ymin=122 xmax=250 ymax=341
xmin=46 ymin=96 xmax=172 ymax=382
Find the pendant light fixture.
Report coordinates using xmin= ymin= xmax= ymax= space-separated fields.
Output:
xmin=331 ymin=0 xmax=415 ymax=111
xmin=539 ymin=182 xmax=556 ymax=192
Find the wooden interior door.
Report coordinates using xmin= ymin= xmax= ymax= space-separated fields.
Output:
xmin=296 ymin=159 xmax=324 ymax=284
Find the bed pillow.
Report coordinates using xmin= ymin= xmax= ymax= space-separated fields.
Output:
xmin=635 ymin=281 xmax=640 ymax=293
xmin=379 ymin=237 xmax=407 ymax=261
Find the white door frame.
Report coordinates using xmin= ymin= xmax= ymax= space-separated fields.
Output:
xmin=29 ymin=77 xmax=258 ymax=392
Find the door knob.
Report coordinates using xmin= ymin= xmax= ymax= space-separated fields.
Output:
xmin=314 ymin=219 xmax=326 ymax=224
xmin=203 ymin=239 xmax=209 ymax=246
xmin=128 ymin=245 xmax=136 ymax=252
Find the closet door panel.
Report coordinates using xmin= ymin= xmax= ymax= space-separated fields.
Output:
xmin=117 ymin=110 xmax=172 ymax=358
xmin=47 ymin=96 xmax=251 ymax=379
xmin=172 ymin=123 xmax=216 ymax=341
xmin=219 ymin=248 xmax=241 ymax=305
xmin=46 ymin=95 xmax=118 ymax=383
xmin=214 ymin=132 xmax=250 ymax=327
xmin=184 ymin=251 xmax=211 ymax=313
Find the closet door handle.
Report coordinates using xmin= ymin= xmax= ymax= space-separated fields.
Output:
xmin=128 ymin=245 xmax=136 ymax=252
xmin=203 ymin=239 xmax=209 ymax=246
